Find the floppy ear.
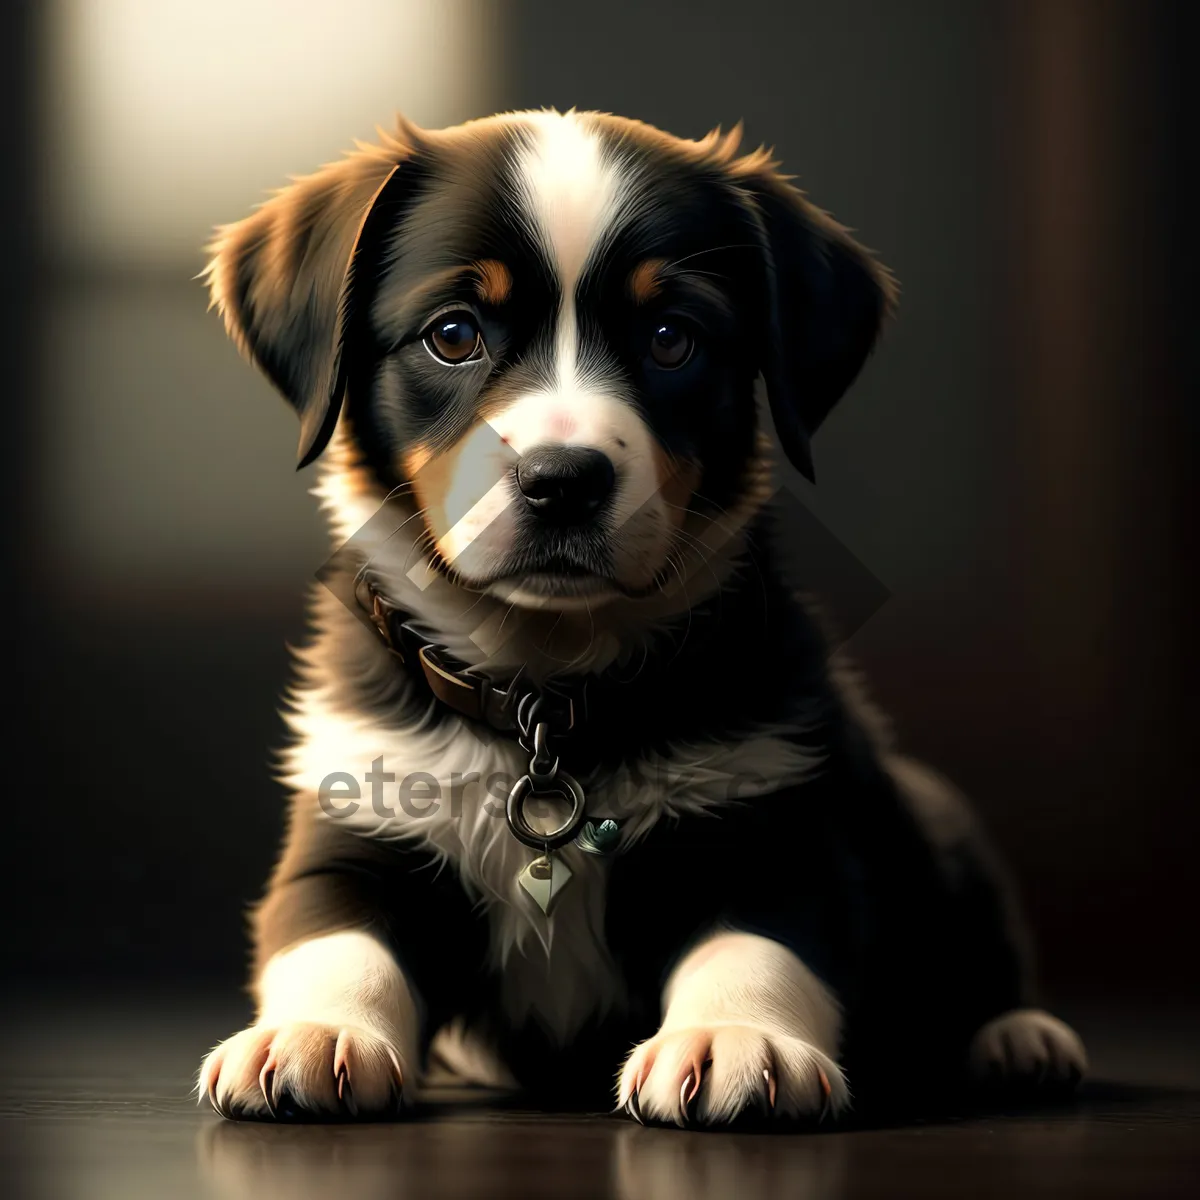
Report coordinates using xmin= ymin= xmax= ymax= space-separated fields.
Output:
xmin=203 ymin=120 xmax=421 ymax=468
xmin=734 ymin=159 xmax=898 ymax=483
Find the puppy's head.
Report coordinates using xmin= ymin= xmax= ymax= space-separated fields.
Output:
xmin=206 ymin=110 xmax=896 ymax=611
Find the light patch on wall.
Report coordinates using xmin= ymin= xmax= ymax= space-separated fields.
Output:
xmin=39 ymin=0 xmax=502 ymax=271
xmin=36 ymin=0 xmax=504 ymax=601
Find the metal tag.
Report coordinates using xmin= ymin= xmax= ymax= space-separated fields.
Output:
xmin=517 ymin=854 xmax=573 ymax=914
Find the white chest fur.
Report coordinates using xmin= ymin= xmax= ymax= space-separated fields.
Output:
xmin=281 ymin=688 xmax=818 ymax=1044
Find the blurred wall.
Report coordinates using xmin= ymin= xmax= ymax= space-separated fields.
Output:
xmin=37 ymin=0 xmax=504 ymax=598
xmin=4 ymin=0 xmax=1195 ymax=1005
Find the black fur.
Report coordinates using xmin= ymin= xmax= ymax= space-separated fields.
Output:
xmin=203 ymin=110 xmax=1058 ymax=1124
xmin=263 ymin=532 xmax=1032 ymax=1113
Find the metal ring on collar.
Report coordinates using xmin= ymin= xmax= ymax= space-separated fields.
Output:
xmin=505 ymin=772 xmax=588 ymax=851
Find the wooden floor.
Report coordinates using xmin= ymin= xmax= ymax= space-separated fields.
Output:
xmin=3 ymin=994 xmax=1198 ymax=1199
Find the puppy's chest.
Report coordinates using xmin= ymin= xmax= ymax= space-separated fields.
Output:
xmin=322 ymin=711 xmax=807 ymax=899
xmin=293 ymin=697 xmax=817 ymax=1041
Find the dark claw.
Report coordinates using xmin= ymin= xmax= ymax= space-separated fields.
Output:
xmin=763 ymin=1065 xmax=778 ymax=1112
xmin=680 ymin=1073 xmax=694 ymax=1125
xmin=817 ymin=1066 xmax=833 ymax=1123
xmin=337 ymin=1066 xmax=358 ymax=1117
xmin=761 ymin=1069 xmax=776 ymax=1116
xmin=755 ymin=1069 xmax=774 ymax=1119
xmin=385 ymin=1047 xmax=406 ymax=1114
xmin=625 ymin=1089 xmax=644 ymax=1125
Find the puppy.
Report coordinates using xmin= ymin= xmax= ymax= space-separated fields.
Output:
xmin=196 ymin=109 xmax=1087 ymax=1126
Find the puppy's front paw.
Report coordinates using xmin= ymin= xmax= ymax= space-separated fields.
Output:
xmin=198 ymin=1023 xmax=408 ymax=1121
xmin=617 ymin=1025 xmax=849 ymax=1129
xmin=969 ymin=1009 xmax=1088 ymax=1089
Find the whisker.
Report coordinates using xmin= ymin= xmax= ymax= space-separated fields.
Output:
xmin=662 ymin=553 xmax=695 ymax=664
xmin=494 ymin=599 xmax=521 ymax=642
xmin=669 ymin=529 xmax=729 ymax=601
xmin=663 ymin=243 xmax=759 ymax=270
xmin=354 ymin=506 xmax=430 ymax=583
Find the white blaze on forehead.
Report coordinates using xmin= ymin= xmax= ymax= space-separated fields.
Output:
xmin=377 ymin=111 xmax=682 ymax=607
xmin=514 ymin=111 xmax=626 ymax=386
xmin=506 ymin=112 xmax=653 ymax=496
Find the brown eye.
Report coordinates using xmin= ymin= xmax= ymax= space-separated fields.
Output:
xmin=648 ymin=321 xmax=694 ymax=369
xmin=425 ymin=313 xmax=483 ymax=364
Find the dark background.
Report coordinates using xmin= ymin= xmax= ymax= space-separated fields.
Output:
xmin=3 ymin=0 xmax=1196 ymax=1022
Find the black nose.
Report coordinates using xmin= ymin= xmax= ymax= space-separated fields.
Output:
xmin=516 ymin=445 xmax=616 ymax=524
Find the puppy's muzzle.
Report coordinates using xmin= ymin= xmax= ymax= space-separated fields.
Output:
xmin=515 ymin=445 xmax=616 ymax=526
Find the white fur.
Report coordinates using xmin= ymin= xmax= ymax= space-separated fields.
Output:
xmin=217 ymin=108 xmax=822 ymax=1103
xmin=281 ymin=682 xmax=820 ymax=1046
xmin=292 ymin=385 xmax=790 ymax=1053
xmin=427 ymin=1017 xmax=520 ymax=1091
xmin=308 ymin=427 xmax=769 ymax=681
xmin=402 ymin=111 xmax=672 ymax=603
xmin=618 ymin=930 xmax=849 ymax=1126
xmin=444 ymin=387 xmax=673 ymax=604
xmin=515 ymin=110 xmax=626 ymax=322
xmin=281 ymin=105 xmax=810 ymax=1059
xmin=198 ymin=931 xmax=419 ymax=1117
xmin=254 ymin=931 xmax=417 ymax=1040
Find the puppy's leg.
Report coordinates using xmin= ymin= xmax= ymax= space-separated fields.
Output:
xmin=617 ymin=930 xmax=850 ymax=1128
xmin=197 ymin=811 xmax=444 ymax=1122
xmin=888 ymin=756 xmax=1089 ymax=1090
xmin=199 ymin=928 xmax=418 ymax=1120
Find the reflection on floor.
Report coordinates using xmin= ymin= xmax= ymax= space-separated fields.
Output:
xmin=2 ymin=993 xmax=1198 ymax=1200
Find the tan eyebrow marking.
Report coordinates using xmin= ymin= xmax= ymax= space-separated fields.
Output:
xmin=629 ymin=258 xmax=668 ymax=305
xmin=472 ymin=259 xmax=513 ymax=306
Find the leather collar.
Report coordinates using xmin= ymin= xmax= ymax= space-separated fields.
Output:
xmin=350 ymin=573 xmax=586 ymax=739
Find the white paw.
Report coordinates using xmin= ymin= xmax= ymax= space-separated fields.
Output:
xmin=198 ymin=1022 xmax=408 ymax=1121
xmin=969 ymin=1009 xmax=1088 ymax=1087
xmin=617 ymin=1025 xmax=849 ymax=1128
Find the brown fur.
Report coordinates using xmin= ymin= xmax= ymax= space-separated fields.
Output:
xmin=473 ymin=259 xmax=513 ymax=306
xmin=628 ymin=258 xmax=668 ymax=305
